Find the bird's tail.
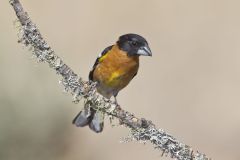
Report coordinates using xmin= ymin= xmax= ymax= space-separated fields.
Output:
xmin=72 ymin=103 xmax=104 ymax=133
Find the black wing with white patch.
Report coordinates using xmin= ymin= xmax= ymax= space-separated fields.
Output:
xmin=89 ymin=45 xmax=113 ymax=81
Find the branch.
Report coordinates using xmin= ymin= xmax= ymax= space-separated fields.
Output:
xmin=10 ymin=0 xmax=210 ymax=159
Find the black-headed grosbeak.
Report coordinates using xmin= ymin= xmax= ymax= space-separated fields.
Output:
xmin=73 ymin=34 xmax=152 ymax=133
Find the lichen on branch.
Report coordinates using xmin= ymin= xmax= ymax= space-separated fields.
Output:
xmin=10 ymin=0 xmax=210 ymax=159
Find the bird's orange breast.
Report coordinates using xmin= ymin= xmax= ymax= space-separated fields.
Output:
xmin=93 ymin=45 xmax=139 ymax=96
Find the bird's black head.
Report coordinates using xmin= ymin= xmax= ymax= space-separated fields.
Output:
xmin=117 ymin=33 xmax=152 ymax=56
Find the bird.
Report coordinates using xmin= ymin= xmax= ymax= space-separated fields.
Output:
xmin=72 ymin=33 xmax=152 ymax=133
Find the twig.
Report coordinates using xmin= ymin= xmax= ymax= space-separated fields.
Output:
xmin=9 ymin=0 xmax=210 ymax=159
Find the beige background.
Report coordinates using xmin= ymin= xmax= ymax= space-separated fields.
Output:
xmin=1 ymin=0 xmax=240 ymax=160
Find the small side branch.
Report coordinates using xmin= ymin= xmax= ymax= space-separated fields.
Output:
xmin=10 ymin=0 xmax=210 ymax=159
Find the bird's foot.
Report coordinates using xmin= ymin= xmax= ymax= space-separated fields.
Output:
xmin=113 ymin=96 xmax=121 ymax=108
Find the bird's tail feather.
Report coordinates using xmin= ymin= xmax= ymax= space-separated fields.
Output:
xmin=72 ymin=103 xmax=104 ymax=133
xmin=89 ymin=111 xmax=104 ymax=133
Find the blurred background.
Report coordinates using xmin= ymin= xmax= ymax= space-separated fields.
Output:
xmin=1 ymin=0 xmax=240 ymax=159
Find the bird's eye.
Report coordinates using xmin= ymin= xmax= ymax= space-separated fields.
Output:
xmin=131 ymin=41 xmax=138 ymax=46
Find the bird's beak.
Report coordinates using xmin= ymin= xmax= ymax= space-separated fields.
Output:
xmin=137 ymin=45 xmax=152 ymax=56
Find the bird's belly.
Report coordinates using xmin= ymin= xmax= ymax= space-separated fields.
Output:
xmin=105 ymin=71 xmax=129 ymax=87
xmin=94 ymin=65 xmax=138 ymax=98
xmin=100 ymin=70 xmax=133 ymax=88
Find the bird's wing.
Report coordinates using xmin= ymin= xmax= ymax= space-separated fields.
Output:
xmin=89 ymin=45 xmax=113 ymax=81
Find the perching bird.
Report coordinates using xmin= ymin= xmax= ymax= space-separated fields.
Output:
xmin=72 ymin=33 xmax=152 ymax=133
